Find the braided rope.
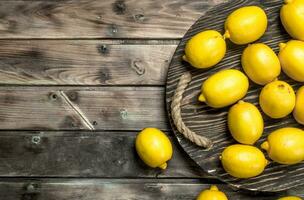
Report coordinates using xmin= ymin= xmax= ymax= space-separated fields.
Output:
xmin=171 ymin=72 xmax=213 ymax=149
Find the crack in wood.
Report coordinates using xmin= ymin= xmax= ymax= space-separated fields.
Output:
xmin=59 ymin=91 xmax=95 ymax=130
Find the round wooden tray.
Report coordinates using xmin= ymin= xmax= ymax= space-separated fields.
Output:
xmin=166 ymin=0 xmax=304 ymax=193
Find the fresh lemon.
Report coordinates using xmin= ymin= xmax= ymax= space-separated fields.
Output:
xmin=228 ymin=101 xmax=264 ymax=145
xmin=261 ymin=127 xmax=304 ymax=165
xmin=196 ymin=185 xmax=228 ymax=200
xmin=293 ymin=86 xmax=304 ymax=125
xmin=183 ymin=30 xmax=226 ymax=69
xmin=278 ymin=196 xmax=303 ymax=200
xmin=259 ymin=80 xmax=295 ymax=118
xmin=224 ymin=6 xmax=268 ymax=45
xmin=242 ymin=43 xmax=281 ymax=85
xmin=220 ymin=144 xmax=268 ymax=178
xmin=279 ymin=40 xmax=304 ymax=82
xmin=199 ymin=69 xmax=249 ymax=108
xmin=281 ymin=0 xmax=304 ymax=41
xmin=135 ymin=128 xmax=173 ymax=169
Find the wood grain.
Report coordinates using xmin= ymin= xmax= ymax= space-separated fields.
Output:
xmin=0 ymin=178 xmax=303 ymax=200
xmin=0 ymin=0 xmax=225 ymax=39
xmin=0 ymin=40 xmax=175 ymax=85
xmin=166 ymin=0 xmax=304 ymax=192
xmin=0 ymin=86 xmax=168 ymax=130
xmin=0 ymin=131 xmax=207 ymax=178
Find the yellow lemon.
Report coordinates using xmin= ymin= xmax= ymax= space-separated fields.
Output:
xmin=228 ymin=101 xmax=264 ymax=145
xmin=242 ymin=43 xmax=281 ymax=85
xmin=135 ymin=128 xmax=173 ymax=169
xmin=221 ymin=144 xmax=268 ymax=178
xmin=294 ymin=86 xmax=304 ymax=124
xmin=224 ymin=6 xmax=268 ymax=45
xmin=199 ymin=69 xmax=249 ymax=108
xmin=259 ymin=80 xmax=295 ymax=118
xmin=261 ymin=127 xmax=304 ymax=165
xmin=279 ymin=40 xmax=304 ymax=82
xmin=196 ymin=185 xmax=228 ymax=200
xmin=183 ymin=30 xmax=226 ymax=69
xmin=278 ymin=196 xmax=303 ymax=200
xmin=281 ymin=0 xmax=304 ymax=41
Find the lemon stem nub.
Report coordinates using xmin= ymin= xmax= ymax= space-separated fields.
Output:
xmin=159 ymin=163 xmax=167 ymax=170
xmin=210 ymin=185 xmax=219 ymax=191
xmin=279 ymin=43 xmax=287 ymax=51
xmin=261 ymin=141 xmax=270 ymax=151
xmin=182 ymin=55 xmax=188 ymax=62
xmin=223 ymin=30 xmax=230 ymax=39
xmin=198 ymin=94 xmax=206 ymax=102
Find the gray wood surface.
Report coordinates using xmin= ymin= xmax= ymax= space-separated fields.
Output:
xmin=0 ymin=40 xmax=176 ymax=85
xmin=0 ymin=0 xmax=224 ymax=39
xmin=0 ymin=87 xmax=168 ymax=130
xmin=0 ymin=179 xmax=303 ymax=200
xmin=0 ymin=131 xmax=207 ymax=178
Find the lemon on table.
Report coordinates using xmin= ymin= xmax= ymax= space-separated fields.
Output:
xmin=199 ymin=69 xmax=249 ymax=108
xmin=281 ymin=0 xmax=304 ymax=41
xmin=293 ymin=86 xmax=304 ymax=125
xmin=242 ymin=43 xmax=281 ymax=85
xmin=228 ymin=101 xmax=264 ymax=145
xmin=259 ymin=80 xmax=295 ymax=118
xmin=279 ymin=40 xmax=304 ymax=82
xmin=183 ymin=30 xmax=226 ymax=69
xmin=196 ymin=185 xmax=228 ymax=200
xmin=261 ymin=127 xmax=304 ymax=165
xmin=135 ymin=128 xmax=173 ymax=169
xmin=220 ymin=144 xmax=268 ymax=178
xmin=278 ymin=196 xmax=303 ymax=200
xmin=224 ymin=6 xmax=268 ymax=45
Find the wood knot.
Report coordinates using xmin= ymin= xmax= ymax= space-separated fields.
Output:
xmin=49 ymin=92 xmax=58 ymax=101
xmin=120 ymin=109 xmax=128 ymax=119
xmin=131 ymin=59 xmax=145 ymax=75
xmin=109 ymin=24 xmax=118 ymax=35
xmin=113 ymin=0 xmax=126 ymax=15
xmin=67 ymin=91 xmax=78 ymax=101
xmin=134 ymin=14 xmax=145 ymax=22
xmin=31 ymin=136 xmax=41 ymax=144
xmin=98 ymin=44 xmax=109 ymax=54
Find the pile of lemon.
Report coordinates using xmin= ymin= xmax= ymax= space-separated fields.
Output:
xmin=185 ymin=1 xmax=304 ymax=180
xmin=135 ymin=1 xmax=304 ymax=199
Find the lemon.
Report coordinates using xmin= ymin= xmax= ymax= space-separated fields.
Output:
xmin=196 ymin=185 xmax=228 ymax=200
xmin=259 ymin=80 xmax=295 ymax=118
xmin=224 ymin=6 xmax=268 ymax=45
xmin=135 ymin=128 xmax=173 ymax=169
xmin=261 ymin=127 xmax=304 ymax=165
xmin=279 ymin=40 xmax=304 ymax=82
xmin=281 ymin=0 xmax=304 ymax=41
xmin=242 ymin=43 xmax=281 ymax=85
xmin=228 ymin=101 xmax=264 ymax=145
xmin=278 ymin=197 xmax=303 ymax=200
xmin=221 ymin=144 xmax=268 ymax=178
xmin=199 ymin=69 xmax=249 ymax=108
xmin=294 ymin=86 xmax=304 ymax=124
xmin=183 ymin=30 xmax=226 ymax=69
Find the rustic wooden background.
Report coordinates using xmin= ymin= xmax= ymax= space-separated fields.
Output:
xmin=0 ymin=0 xmax=302 ymax=199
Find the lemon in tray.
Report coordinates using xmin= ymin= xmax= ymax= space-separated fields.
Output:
xmin=293 ymin=86 xmax=304 ymax=125
xmin=224 ymin=6 xmax=267 ymax=44
xmin=183 ymin=30 xmax=226 ymax=69
xmin=278 ymin=197 xmax=303 ymax=200
xmin=198 ymin=69 xmax=249 ymax=108
xmin=261 ymin=127 xmax=304 ymax=165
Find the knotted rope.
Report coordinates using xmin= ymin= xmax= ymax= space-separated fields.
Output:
xmin=171 ymin=72 xmax=213 ymax=149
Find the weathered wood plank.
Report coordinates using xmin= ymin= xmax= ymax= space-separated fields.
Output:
xmin=0 ymin=131 xmax=207 ymax=178
xmin=0 ymin=40 xmax=175 ymax=85
xmin=0 ymin=0 xmax=225 ymax=39
xmin=0 ymin=178 xmax=302 ymax=200
xmin=0 ymin=86 xmax=168 ymax=130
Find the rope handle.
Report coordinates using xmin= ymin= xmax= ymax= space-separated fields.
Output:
xmin=171 ymin=72 xmax=213 ymax=149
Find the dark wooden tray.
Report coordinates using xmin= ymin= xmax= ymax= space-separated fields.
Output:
xmin=166 ymin=0 xmax=304 ymax=193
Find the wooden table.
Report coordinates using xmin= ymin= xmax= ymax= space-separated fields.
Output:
xmin=0 ymin=0 xmax=303 ymax=199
